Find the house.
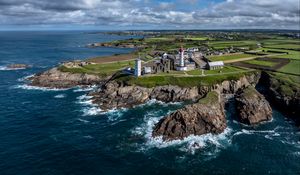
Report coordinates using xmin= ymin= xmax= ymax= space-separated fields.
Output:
xmin=207 ymin=61 xmax=224 ymax=70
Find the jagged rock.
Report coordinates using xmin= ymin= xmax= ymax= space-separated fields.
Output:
xmin=259 ymin=72 xmax=300 ymax=126
xmin=152 ymin=91 xmax=227 ymax=141
xmin=29 ymin=67 xmax=106 ymax=88
xmin=91 ymin=73 xmax=260 ymax=111
xmin=235 ymin=86 xmax=272 ymax=125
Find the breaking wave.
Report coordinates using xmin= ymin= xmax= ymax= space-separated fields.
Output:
xmin=17 ymin=74 xmax=35 ymax=82
xmin=132 ymin=110 xmax=233 ymax=155
xmin=73 ymin=85 xmax=97 ymax=92
xmin=76 ymin=95 xmax=103 ymax=116
xmin=12 ymin=84 xmax=69 ymax=91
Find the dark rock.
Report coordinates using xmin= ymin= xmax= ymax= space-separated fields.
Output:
xmin=235 ymin=86 xmax=272 ymax=125
xmin=258 ymin=72 xmax=300 ymax=126
xmin=152 ymin=91 xmax=227 ymax=141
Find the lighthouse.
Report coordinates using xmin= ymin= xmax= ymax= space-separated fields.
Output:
xmin=135 ymin=58 xmax=142 ymax=77
xmin=176 ymin=46 xmax=187 ymax=71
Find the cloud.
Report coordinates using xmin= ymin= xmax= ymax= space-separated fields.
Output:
xmin=0 ymin=0 xmax=298 ymax=29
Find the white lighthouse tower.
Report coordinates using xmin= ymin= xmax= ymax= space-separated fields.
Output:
xmin=176 ymin=46 xmax=187 ymax=71
xmin=135 ymin=58 xmax=142 ymax=77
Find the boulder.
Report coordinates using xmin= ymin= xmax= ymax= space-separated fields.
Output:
xmin=235 ymin=86 xmax=272 ymax=125
xmin=152 ymin=91 xmax=227 ymax=141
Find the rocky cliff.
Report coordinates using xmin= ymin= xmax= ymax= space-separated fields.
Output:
xmin=235 ymin=86 xmax=272 ymax=125
xmin=29 ymin=67 xmax=106 ymax=88
xmin=152 ymin=91 xmax=226 ymax=141
xmin=90 ymin=73 xmax=260 ymax=111
xmin=259 ymin=72 xmax=300 ymax=126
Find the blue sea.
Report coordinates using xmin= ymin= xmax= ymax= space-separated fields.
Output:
xmin=0 ymin=31 xmax=299 ymax=175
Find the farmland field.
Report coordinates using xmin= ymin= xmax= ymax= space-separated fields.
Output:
xmin=209 ymin=53 xmax=255 ymax=61
xmin=243 ymin=59 xmax=277 ymax=67
xmin=279 ymin=60 xmax=300 ymax=75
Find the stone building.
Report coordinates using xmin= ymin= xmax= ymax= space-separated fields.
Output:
xmin=143 ymin=58 xmax=173 ymax=74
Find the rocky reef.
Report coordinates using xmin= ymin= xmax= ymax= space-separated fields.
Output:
xmin=235 ymin=86 xmax=272 ymax=125
xmin=152 ymin=91 xmax=226 ymax=141
xmin=29 ymin=67 xmax=106 ymax=89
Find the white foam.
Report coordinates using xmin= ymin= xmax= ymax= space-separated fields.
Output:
xmin=136 ymin=99 xmax=182 ymax=108
xmin=82 ymin=106 xmax=102 ymax=116
xmin=54 ymin=94 xmax=66 ymax=98
xmin=105 ymin=108 xmax=128 ymax=122
xmin=77 ymin=118 xmax=90 ymax=123
xmin=12 ymin=84 xmax=69 ymax=91
xmin=77 ymin=94 xmax=103 ymax=116
xmin=0 ymin=66 xmax=26 ymax=71
xmin=132 ymin=111 xmax=232 ymax=155
xmin=17 ymin=74 xmax=35 ymax=82
xmin=73 ymin=85 xmax=97 ymax=92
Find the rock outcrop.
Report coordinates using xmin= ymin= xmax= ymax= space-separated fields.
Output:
xmin=29 ymin=67 xmax=106 ymax=89
xmin=235 ymin=86 xmax=272 ymax=125
xmin=259 ymin=72 xmax=300 ymax=126
xmin=152 ymin=91 xmax=227 ymax=141
xmin=90 ymin=81 xmax=200 ymax=111
xmin=90 ymin=73 xmax=260 ymax=111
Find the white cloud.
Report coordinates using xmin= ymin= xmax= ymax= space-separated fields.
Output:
xmin=0 ymin=0 xmax=298 ymax=29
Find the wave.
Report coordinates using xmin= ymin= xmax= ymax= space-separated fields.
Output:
xmin=76 ymin=94 xmax=103 ymax=116
xmin=132 ymin=111 xmax=232 ymax=155
xmin=81 ymin=106 xmax=103 ymax=116
xmin=17 ymin=74 xmax=35 ymax=82
xmin=0 ymin=66 xmax=26 ymax=71
xmin=77 ymin=118 xmax=90 ymax=123
xmin=12 ymin=84 xmax=70 ymax=91
xmin=54 ymin=94 xmax=67 ymax=98
xmin=135 ymin=99 xmax=182 ymax=109
xmin=73 ymin=85 xmax=97 ymax=92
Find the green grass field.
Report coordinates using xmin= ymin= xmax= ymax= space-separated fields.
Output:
xmin=279 ymin=60 xmax=300 ymax=75
xmin=257 ymin=48 xmax=300 ymax=60
xmin=243 ymin=60 xmax=277 ymax=67
xmin=116 ymin=71 xmax=257 ymax=88
xmin=59 ymin=60 xmax=134 ymax=77
xmin=207 ymin=41 xmax=257 ymax=49
xmin=209 ymin=53 xmax=255 ymax=61
xmin=265 ymin=44 xmax=300 ymax=50
xmin=186 ymin=66 xmax=246 ymax=75
xmin=185 ymin=37 xmax=209 ymax=41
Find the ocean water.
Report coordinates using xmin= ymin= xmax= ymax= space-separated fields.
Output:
xmin=0 ymin=31 xmax=299 ymax=175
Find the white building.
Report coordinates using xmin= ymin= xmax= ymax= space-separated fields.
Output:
xmin=135 ymin=59 xmax=142 ymax=77
xmin=143 ymin=66 xmax=152 ymax=74
xmin=208 ymin=61 xmax=224 ymax=70
xmin=176 ymin=46 xmax=188 ymax=71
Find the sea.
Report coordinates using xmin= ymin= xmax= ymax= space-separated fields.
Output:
xmin=0 ymin=31 xmax=299 ymax=175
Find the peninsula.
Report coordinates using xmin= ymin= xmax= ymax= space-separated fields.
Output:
xmin=29 ymin=31 xmax=300 ymax=141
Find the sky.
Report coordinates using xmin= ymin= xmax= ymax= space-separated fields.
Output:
xmin=0 ymin=0 xmax=299 ymax=30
